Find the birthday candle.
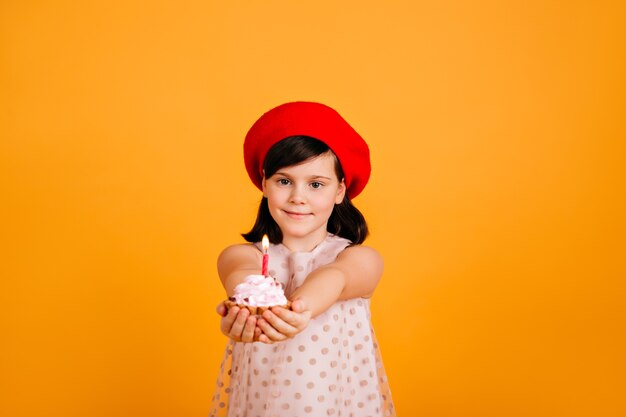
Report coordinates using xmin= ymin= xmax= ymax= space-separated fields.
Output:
xmin=261 ymin=234 xmax=269 ymax=276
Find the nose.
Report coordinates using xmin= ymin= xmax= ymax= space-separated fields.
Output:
xmin=289 ymin=185 xmax=306 ymax=204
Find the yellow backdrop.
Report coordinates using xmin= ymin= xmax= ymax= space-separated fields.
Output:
xmin=1 ymin=1 xmax=624 ymax=416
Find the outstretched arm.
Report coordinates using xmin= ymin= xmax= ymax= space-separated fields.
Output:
xmin=216 ymin=244 xmax=263 ymax=342
xmin=256 ymin=245 xmax=383 ymax=343
xmin=290 ymin=245 xmax=384 ymax=317
xmin=217 ymin=244 xmax=263 ymax=295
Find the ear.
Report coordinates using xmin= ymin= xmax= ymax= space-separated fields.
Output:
xmin=335 ymin=179 xmax=346 ymax=204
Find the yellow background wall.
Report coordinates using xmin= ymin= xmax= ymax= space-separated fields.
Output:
xmin=1 ymin=1 xmax=624 ymax=416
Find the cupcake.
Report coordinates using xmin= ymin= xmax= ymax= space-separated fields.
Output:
xmin=224 ymin=274 xmax=291 ymax=315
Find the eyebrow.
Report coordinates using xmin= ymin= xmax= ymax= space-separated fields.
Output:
xmin=274 ymin=172 xmax=332 ymax=180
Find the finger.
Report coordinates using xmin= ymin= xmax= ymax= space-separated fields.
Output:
xmin=271 ymin=306 xmax=311 ymax=331
xmin=220 ymin=306 xmax=239 ymax=335
xmin=257 ymin=333 xmax=274 ymax=344
xmin=262 ymin=309 xmax=298 ymax=335
xmin=240 ymin=316 xmax=257 ymax=343
xmin=291 ymin=299 xmax=307 ymax=313
xmin=216 ymin=302 xmax=227 ymax=317
xmin=257 ymin=318 xmax=287 ymax=342
xmin=228 ymin=308 xmax=250 ymax=340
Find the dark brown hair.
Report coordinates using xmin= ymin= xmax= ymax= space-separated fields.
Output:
xmin=242 ymin=136 xmax=369 ymax=244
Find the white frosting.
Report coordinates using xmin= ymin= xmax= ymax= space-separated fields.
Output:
xmin=231 ymin=274 xmax=288 ymax=307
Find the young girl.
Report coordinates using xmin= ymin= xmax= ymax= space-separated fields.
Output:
xmin=210 ymin=102 xmax=395 ymax=417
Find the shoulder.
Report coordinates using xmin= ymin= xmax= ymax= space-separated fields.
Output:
xmin=218 ymin=243 xmax=261 ymax=265
xmin=336 ymin=245 xmax=384 ymax=271
xmin=334 ymin=245 xmax=384 ymax=299
xmin=217 ymin=243 xmax=264 ymax=289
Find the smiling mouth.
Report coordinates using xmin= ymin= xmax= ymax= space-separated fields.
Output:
xmin=283 ymin=210 xmax=312 ymax=219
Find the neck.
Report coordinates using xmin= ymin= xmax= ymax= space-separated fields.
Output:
xmin=281 ymin=230 xmax=329 ymax=253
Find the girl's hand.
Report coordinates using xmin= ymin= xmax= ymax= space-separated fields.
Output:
xmin=216 ymin=302 xmax=260 ymax=343
xmin=256 ymin=299 xmax=311 ymax=344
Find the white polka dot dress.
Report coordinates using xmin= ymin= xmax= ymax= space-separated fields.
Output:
xmin=210 ymin=234 xmax=395 ymax=417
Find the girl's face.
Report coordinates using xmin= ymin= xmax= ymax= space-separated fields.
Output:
xmin=262 ymin=153 xmax=346 ymax=251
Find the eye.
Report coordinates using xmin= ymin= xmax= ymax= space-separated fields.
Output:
xmin=310 ymin=181 xmax=324 ymax=189
xmin=277 ymin=178 xmax=291 ymax=185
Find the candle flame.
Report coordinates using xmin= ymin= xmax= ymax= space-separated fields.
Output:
xmin=262 ymin=234 xmax=269 ymax=253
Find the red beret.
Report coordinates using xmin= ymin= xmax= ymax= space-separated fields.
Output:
xmin=244 ymin=102 xmax=370 ymax=199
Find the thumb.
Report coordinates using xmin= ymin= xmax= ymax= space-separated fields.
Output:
xmin=216 ymin=302 xmax=227 ymax=317
xmin=291 ymin=298 xmax=308 ymax=313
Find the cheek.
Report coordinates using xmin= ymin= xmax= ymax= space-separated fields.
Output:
xmin=266 ymin=191 xmax=285 ymax=208
xmin=266 ymin=195 xmax=279 ymax=209
xmin=319 ymin=192 xmax=339 ymax=210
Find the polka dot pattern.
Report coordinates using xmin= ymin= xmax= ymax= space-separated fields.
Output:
xmin=209 ymin=235 xmax=395 ymax=417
